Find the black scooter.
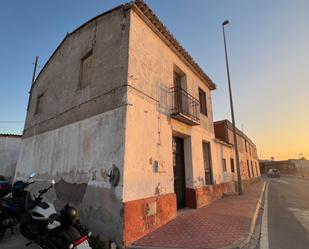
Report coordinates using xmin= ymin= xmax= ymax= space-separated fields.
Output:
xmin=18 ymin=181 xmax=92 ymax=249
xmin=0 ymin=172 xmax=36 ymax=240
xmin=23 ymin=204 xmax=92 ymax=249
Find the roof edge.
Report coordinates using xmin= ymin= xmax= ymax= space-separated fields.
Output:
xmin=214 ymin=138 xmax=233 ymax=148
xmin=30 ymin=4 xmax=125 ymax=91
xmin=30 ymin=1 xmax=216 ymax=92
xmin=0 ymin=134 xmax=22 ymax=138
xmin=131 ymin=0 xmax=216 ymax=90
xmin=214 ymin=119 xmax=256 ymax=147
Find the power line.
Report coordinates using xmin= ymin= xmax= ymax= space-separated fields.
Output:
xmin=0 ymin=121 xmax=24 ymax=123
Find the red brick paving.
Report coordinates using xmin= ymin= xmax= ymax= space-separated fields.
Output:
xmin=133 ymin=182 xmax=264 ymax=249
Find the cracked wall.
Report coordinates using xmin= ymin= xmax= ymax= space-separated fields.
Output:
xmin=15 ymin=6 xmax=130 ymax=246
xmin=16 ymin=108 xmax=126 ymax=244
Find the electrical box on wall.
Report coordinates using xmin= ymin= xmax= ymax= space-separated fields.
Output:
xmin=146 ymin=201 xmax=157 ymax=216
xmin=153 ymin=160 xmax=166 ymax=173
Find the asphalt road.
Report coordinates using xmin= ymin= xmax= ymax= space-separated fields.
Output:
xmin=261 ymin=176 xmax=309 ymax=249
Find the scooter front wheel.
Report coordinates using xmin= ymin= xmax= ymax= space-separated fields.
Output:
xmin=0 ymin=224 xmax=6 ymax=240
xmin=20 ymin=222 xmax=35 ymax=240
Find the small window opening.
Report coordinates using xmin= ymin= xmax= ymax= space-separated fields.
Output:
xmin=35 ymin=94 xmax=44 ymax=114
xmin=79 ymin=49 xmax=93 ymax=89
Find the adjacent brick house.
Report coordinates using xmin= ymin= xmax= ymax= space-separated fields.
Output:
xmin=214 ymin=120 xmax=261 ymax=185
xmin=15 ymin=1 xmax=260 ymax=247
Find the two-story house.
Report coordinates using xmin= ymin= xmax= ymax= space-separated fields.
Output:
xmin=16 ymin=1 xmax=254 ymax=247
xmin=214 ymin=119 xmax=261 ymax=187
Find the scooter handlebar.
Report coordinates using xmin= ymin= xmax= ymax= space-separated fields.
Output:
xmin=37 ymin=183 xmax=54 ymax=198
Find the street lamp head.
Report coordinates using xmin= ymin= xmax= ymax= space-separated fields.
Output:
xmin=222 ymin=20 xmax=229 ymax=26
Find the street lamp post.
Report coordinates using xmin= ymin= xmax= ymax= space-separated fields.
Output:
xmin=222 ymin=20 xmax=243 ymax=195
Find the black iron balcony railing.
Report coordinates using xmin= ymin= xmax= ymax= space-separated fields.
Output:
xmin=170 ymin=86 xmax=200 ymax=125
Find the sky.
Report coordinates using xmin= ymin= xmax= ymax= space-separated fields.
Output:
xmin=0 ymin=0 xmax=308 ymax=160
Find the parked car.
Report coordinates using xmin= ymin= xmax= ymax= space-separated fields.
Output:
xmin=267 ymin=169 xmax=280 ymax=178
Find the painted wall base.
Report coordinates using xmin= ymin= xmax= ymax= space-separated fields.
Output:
xmin=186 ymin=182 xmax=235 ymax=209
xmin=123 ymin=193 xmax=176 ymax=246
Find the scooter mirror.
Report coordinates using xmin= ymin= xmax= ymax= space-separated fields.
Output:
xmin=51 ymin=179 xmax=56 ymax=185
xmin=29 ymin=172 xmax=36 ymax=178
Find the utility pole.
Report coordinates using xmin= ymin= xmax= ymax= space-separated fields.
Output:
xmin=222 ymin=20 xmax=243 ymax=195
xmin=32 ymin=56 xmax=39 ymax=84
xmin=27 ymin=56 xmax=39 ymax=111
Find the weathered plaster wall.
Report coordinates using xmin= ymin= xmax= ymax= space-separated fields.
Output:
xmin=16 ymin=6 xmax=131 ymax=246
xmin=123 ymin=9 xmax=218 ymax=203
xmin=214 ymin=140 xmax=234 ymax=183
xmin=260 ymin=160 xmax=308 ymax=178
xmin=24 ymin=6 xmax=129 ymax=138
xmin=120 ymin=9 xmax=222 ymax=245
xmin=16 ymin=108 xmax=126 ymax=244
xmin=291 ymin=160 xmax=309 ymax=178
xmin=0 ymin=136 xmax=21 ymax=178
xmin=214 ymin=121 xmax=260 ymax=180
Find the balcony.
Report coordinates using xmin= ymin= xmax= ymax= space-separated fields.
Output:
xmin=170 ymin=86 xmax=200 ymax=125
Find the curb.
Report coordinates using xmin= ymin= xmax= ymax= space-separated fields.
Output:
xmin=221 ymin=182 xmax=267 ymax=249
xmin=239 ymin=181 xmax=267 ymax=248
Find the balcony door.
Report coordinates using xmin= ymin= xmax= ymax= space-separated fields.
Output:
xmin=174 ymin=72 xmax=183 ymax=112
xmin=172 ymin=136 xmax=186 ymax=209
xmin=174 ymin=72 xmax=189 ymax=114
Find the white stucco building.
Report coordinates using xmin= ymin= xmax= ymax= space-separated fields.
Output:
xmin=15 ymin=1 xmax=260 ymax=247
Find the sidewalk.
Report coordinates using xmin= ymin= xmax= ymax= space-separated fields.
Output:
xmin=131 ymin=181 xmax=265 ymax=249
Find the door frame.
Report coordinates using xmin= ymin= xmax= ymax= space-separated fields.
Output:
xmin=202 ymin=140 xmax=214 ymax=185
xmin=172 ymin=136 xmax=187 ymax=209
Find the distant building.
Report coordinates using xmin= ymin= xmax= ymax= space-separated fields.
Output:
xmin=15 ymin=1 xmax=260 ymax=247
xmin=260 ymin=159 xmax=309 ymax=178
xmin=214 ymin=120 xmax=261 ymax=185
xmin=0 ymin=134 xmax=21 ymax=178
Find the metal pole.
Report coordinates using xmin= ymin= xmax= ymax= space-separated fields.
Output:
xmin=27 ymin=56 xmax=39 ymax=111
xmin=222 ymin=20 xmax=243 ymax=195
xmin=31 ymin=56 xmax=39 ymax=84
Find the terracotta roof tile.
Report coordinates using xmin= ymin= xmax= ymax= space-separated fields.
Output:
xmin=132 ymin=0 xmax=216 ymax=90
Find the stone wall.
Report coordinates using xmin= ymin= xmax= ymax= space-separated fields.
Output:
xmin=260 ymin=160 xmax=309 ymax=179
xmin=0 ymin=135 xmax=21 ymax=178
xmin=15 ymin=6 xmax=130 ymax=246
xmin=16 ymin=108 xmax=126 ymax=244
xmin=23 ymin=6 xmax=129 ymax=138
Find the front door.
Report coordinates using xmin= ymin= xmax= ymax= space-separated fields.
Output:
xmin=172 ymin=137 xmax=186 ymax=209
